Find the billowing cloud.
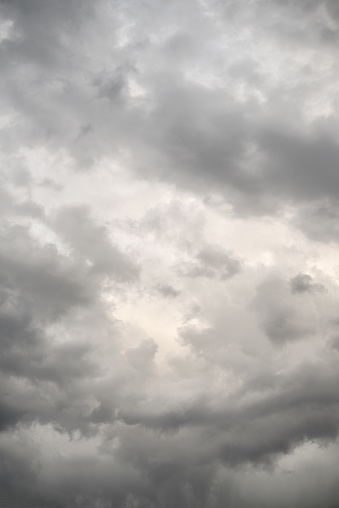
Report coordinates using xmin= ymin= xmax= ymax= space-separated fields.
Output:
xmin=1 ymin=0 xmax=339 ymax=507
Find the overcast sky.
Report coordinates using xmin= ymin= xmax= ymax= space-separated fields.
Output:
xmin=1 ymin=1 xmax=339 ymax=507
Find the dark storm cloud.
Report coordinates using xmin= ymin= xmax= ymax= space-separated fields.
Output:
xmin=1 ymin=0 xmax=339 ymax=507
xmin=0 ymin=204 xmax=140 ymax=439
xmin=0 ymin=222 xmax=90 ymax=320
xmin=0 ymin=225 xmax=95 ymax=432
xmin=1 ymin=0 xmax=339 ymax=221
xmin=259 ymin=128 xmax=339 ymax=204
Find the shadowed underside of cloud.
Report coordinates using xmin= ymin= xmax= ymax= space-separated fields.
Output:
xmin=1 ymin=0 xmax=339 ymax=507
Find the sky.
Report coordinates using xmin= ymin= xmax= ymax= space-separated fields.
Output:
xmin=0 ymin=0 xmax=339 ymax=507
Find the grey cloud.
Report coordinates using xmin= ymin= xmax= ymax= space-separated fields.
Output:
xmin=101 ymin=360 xmax=339 ymax=506
xmin=252 ymin=275 xmax=318 ymax=344
xmin=259 ymin=129 xmax=339 ymax=205
xmin=0 ymin=223 xmax=91 ymax=321
xmin=0 ymin=296 xmax=97 ymax=432
xmin=330 ymin=336 xmax=339 ymax=352
xmin=0 ymin=212 xmax=137 ymax=436
xmin=0 ymin=0 xmax=129 ymax=169
xmin=0 ymin=185 xmax=43 ymax=220
xmin=197 ymin=247 xmax=241 ymax=279
xmin=53 ymin=206 xmax=140 ymax=282
xmin=295 ymin=201 xmax=339 ymax=243
xmin=178 ymin=246 xmax=241 ymax=280
xmin=1 ymin=0 xmax=339 ymax=224
xmin=13 ymin=200 xmax=44 ymax=218
xmin=212 ymin=0 xmax=339 ymax=45
xmin=125 ymin=338 xmax=158 ymax=374
xmin=290 ymin=273 xmax=314 ymax=293
xmin=156 ymin=284 xmax=181 ymax=298
xmin=290 ymin=272 xmax=326 ymax=294
xmin=1 ymin=0 xmax=339 ymax=507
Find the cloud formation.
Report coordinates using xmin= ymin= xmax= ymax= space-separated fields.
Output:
xmin=1 ymin=0 xmax=339 ymax=507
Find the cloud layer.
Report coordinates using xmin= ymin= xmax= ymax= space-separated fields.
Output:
xmin=1 ymin=0 xmax=339 ymax=507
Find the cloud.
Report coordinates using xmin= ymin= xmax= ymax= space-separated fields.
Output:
xmin=252 ymin=275 xmax=318 ymax=344
xmin=1 ymin=0 xmax=338 ymax=219
xmin=156 ymin=284 xmax=181 ymax=298
xmin=1 ymin=0 xmax=339 ymax=507
xmin=177 ymin=245 xmax=241 ymax=280
xmin=53 ymin=206 xmax=140 ymax=282
xmin=290 ymin=273 xmax=327 ymax=294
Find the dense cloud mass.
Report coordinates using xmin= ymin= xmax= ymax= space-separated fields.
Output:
xmin=0 ymin=0 xmax=339 ymax=506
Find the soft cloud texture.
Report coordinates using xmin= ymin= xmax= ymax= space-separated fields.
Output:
xmin=1 ymin=0 xmax=339 ymax=507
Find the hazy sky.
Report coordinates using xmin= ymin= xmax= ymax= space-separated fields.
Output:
xmin=1 ymin=1 xmax=339 ymax=507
